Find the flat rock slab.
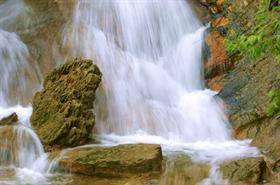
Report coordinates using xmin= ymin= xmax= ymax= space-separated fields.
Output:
xmin=58 ymin=144 xmax=163 ymax=177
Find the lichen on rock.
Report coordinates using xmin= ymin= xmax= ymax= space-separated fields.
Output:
xmin=30 ymin=58 xmax=102 ymax=149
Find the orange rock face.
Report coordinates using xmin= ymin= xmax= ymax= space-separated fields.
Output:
xmin=204 ymin=31 xmax=226 ymax=79
xmin=211 ymin=16 xmax=230 ymax=29
xmin=206 ymin=75 xmax=224 ymax=92
xmin=216 ymin=0 xmax=225 ymax=12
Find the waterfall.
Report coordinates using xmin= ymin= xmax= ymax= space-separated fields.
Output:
xmin=0 ymin=0 xmax=40 ymax=106
xmin=66 ymin=1 xmax=259 ymax=183
xmin=0 ymin=0 xmax=259 ymax=184
xmin=68 ymin=0 xmax=230 ymax=142
xmin=0 ymin=1 xmax=48 ymax=184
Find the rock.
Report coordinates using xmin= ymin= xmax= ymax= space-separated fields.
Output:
xmin=159 ymin=154 xmax=209 ymax=185
xmin=204 ymin=30 xmax=227 ymax=80
xmin=20 ymin=0 xmax=75 ymax=76
xmin=203 ymin=3 xmax=231 ymax=82
xmin=188 ymin=0 xmax=211 ymax=24
xmin=58 ymin=144 xmax=163 ymax=177
xmin=0 ymin=113 xmax=18 ymax=126
xmin=220 ymin=157 xmax=269 ymax=184
xmin=1 ymin=0 xmax=76 ymax=105
xmin=31 ymin=58 xmax=102 ymax=149
xmin=0 ymin=127 xmax=15 ymax=166
xmin=211 ymin=16 xmax=229 ymax=29
xmin=218 ymin=55 xmax=280 ymax=139
xmin=251 ymin=115 xmax=280 ymax=161
xmin=207 ymin=0 xmax=280 ymax=139
xmin=206 ymin=75 xmax=224 ymax=92
xmin=61 ymin=174 xmax=160 ymax=185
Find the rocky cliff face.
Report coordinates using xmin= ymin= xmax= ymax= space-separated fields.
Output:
xmin=204 ymin=0 xmax=280 ymax=184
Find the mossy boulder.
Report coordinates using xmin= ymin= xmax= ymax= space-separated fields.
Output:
xmin=0 ymin=113 xmax=18 ymax=126
xmin=30 ymin=58 xmax=102 ymax=149
xmin=58 ymin=144 xmax=163 ymax=177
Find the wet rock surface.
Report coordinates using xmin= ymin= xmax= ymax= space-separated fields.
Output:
xmin=58 ymin=144 xmax=163 ymax=177
xmin=31 ymin=58 xmax=102 ymax=149
xmin=160 ymin=154 xmax=209 ymax=185
xmin=0 ymin=113 xmax=18 ymax=126
xmin=20 ymin=0 xmax=75 ymax=76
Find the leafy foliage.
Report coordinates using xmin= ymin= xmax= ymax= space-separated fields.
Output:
xmin=225 ymin=0 xmax=280 ymax=62
xmin=225 ymin=0 xmax=280 ymax=117
xmin=267 ymin=90 xmax=280 ymax=117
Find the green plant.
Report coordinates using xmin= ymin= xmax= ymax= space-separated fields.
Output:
xmin=225 ymin=0 xmax=280 ymax=117
xmin=225 ymin=0 xmax=280 ymax=62
xmin=267 ymin=90 xmax=280 ymax=117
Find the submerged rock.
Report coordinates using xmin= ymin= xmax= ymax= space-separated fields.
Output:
xmin=160 ymin=154 xmax=209 ymax=185
xmin=58 ymin=144 xmax=163 ymax=177
xmin=0 ymin=113 xmax=18 ymax=126
xmin=0 ymin=127 xmax=16 ymax=166
xmin=31 ymin=58 xmax=102 ymax=149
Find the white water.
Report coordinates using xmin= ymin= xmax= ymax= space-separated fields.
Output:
xmin=68 ymin=0 xmax=230 ymax=141
xmin=0 ymin=0 xmax=259 ymax=184
xmin=68 ymin=1 xmax=246 ymax=143
xmin=0 ymin=106 xmax=49 ymax=185
xmin=0 ymin=1 xmax=48 ymax=184
xmin=65 ymin=0 xmax=258 ymax=183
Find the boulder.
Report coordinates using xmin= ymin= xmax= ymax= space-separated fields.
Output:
xmin=31 ymin=58 xmax=102 ymax=149
xmin=58 ymin=144 xmax=163 ymax=177
xmin=0 ymin=113 xmax=18 ymax=126
xmin=220 ymin=157 xmax=268 ymax=185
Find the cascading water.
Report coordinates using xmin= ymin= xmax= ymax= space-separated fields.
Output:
xmin=0 ymin=1 xmax=48 ymax=184
xmin=68 ymin=1 xmax=235 ymax=142
xmin=0 ymin=0 xmax=260 ymax=184
xmin=68 ymin=0 xmax=230 ymax=142
xmin=66 ymin=0 xmax=259 ymax=184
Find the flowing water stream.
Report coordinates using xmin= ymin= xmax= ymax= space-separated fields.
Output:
xmin=0 ymin=0 xmax=258 ymax=184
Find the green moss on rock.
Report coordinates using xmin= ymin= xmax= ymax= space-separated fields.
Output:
xmin=30 ymin=58 xmax=102 ymax=149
